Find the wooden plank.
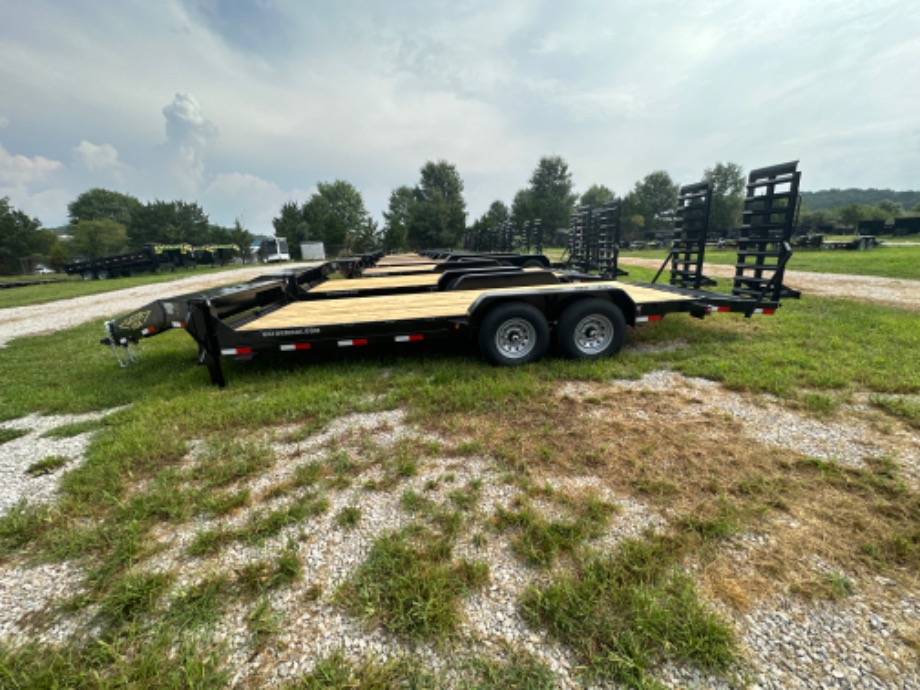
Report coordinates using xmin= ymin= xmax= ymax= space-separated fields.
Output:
xmin=308 ymin=274 xmax=439 ymax=293
xmin=239 ymin=281 xmax=694 ymax=331
xmin=363 ymin=263 xmax=439 ymax=275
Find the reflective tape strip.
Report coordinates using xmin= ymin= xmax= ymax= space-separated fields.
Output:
xmin=170 ymin=321 xmax=186 ymax=328
xmin=142 ymin=326 xmax=156 ymax=335
xmin=394 ymin=334 xmax=424 ymax=342
xmin=221 ymin=347 xmax=253 ymax=356
xmin=280 ymin=343 xmax=311 ymax=351
xmin=635 ymin=315 xmax=662 ymax=323
xmin=753 ymin=308 xmax=775 ymax=315
xmin=338 ymin=339 xmax=368 ymax=347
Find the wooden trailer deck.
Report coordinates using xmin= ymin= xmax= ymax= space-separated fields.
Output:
xmin=239 ymin=282 xmax=695 ymax=331
xmin=307 ymin=274 xmax=439 ymax=293
xmin=362 ymin=263 xmax=439 ymax=275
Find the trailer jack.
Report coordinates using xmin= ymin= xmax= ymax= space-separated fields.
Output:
xmin=102 ymin=321 xmax=141 ymax=368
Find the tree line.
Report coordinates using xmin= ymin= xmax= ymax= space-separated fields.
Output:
xmin=6 ymin=160 xmax=917 ymax=274
xmin=0 ymin=190 xmax=255 ymax=274
xmin=271 ymin=158 xmax=752 ymax=260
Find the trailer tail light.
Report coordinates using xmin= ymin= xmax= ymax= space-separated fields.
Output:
xmin=280 ymin=343 xmax=311 ymax=351
xmin=394 ymin=334 xmax=424 ymax=342
xmin=338 ymin=339 xmax=368 ymax=347
xmin=221 ymin=347 xmax=252 ymax=356
xmin=635 ymin=315 xmax=662 ymax=323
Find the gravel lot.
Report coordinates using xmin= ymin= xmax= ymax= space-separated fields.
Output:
xmin=1 ymin=265 xmax=919 ymax=687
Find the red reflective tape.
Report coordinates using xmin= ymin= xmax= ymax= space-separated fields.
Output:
xmin=718 ymin=306 xmax=731 ymax=313
xmin=280 ymin=343 xmax=311 ymax=351
xmin=648 ymin=315 xmax=662 ymax=322
xmin=353 ymin=339 xmax=368 ymax=346
xmin=762 ymin=308 xmax=775 ymax=315
xmin=142 ymin=326 xmax=156 ymax=334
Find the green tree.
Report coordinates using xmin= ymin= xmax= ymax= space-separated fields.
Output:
xmin=407 ymin=160 xmax=467 ymax=248
xmin=630 ymin=171 xmax=679 ymax=236
xmin=468 ymin=200 xmax=511 ymax=250
xmin=228 ymin=219 xmax=255 ymax=263
xmin=69 ymin=219 xmax=128 ymax=260
xmin=510 ymin=188 xmax=535 ymax=229
xmin=302 ymin=180 xmax=369 ymax=255
xmin=0 ymin=197 xmax=45 ymax=273
xmin=876 ymin=199 xmax=904 ymax=219
xmin=128 ymin=200 xmax=210 ymax=246
xmin=68 ymin=188 xmax=142 ymax=226
xmin=382 ymin=186 xmax=414 ymax=251
xmin=837 ymin=203 xmax=886 ymax=229
xmin=579 ymin=184 xmax=615 ymax=208
xmin=703 ymin=162 xmax=745 ymax=233
xmin=527 ymin=156 xmax=577 ymax=245
xmin=272 ymin=201 xmax=309 ymax=259
xmin=351 ymin=217 xmax=380 ymax=253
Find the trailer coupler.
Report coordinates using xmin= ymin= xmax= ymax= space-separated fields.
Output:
xmin=101 ymin=321 xmax=141 ymax=367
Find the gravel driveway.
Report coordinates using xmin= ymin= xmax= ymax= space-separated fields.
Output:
xmin=0 ymin=264 xmax=319 ymax=348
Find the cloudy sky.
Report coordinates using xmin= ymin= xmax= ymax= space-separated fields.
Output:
xmin=1 ymin=0 xmax=918 ymax=232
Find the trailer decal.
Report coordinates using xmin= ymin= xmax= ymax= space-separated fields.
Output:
xmin=119 ymin=310 xmax=151 ymax=331
xmin=262 ymin=328 xmax=320 ymax=337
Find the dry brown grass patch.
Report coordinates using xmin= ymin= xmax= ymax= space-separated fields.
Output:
xmin=425 ymin=380 xmax=920 ymax=607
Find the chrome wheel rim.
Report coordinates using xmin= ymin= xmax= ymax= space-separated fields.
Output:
xmin=573 ymin=314 xmax=614 ymax=354
xmin=494 ymin=318 xmax=537 ymax=359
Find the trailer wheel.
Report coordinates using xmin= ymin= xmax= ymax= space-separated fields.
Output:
xmin=556 ymin=299 xmax=626 ymax=360
xmin=479 ymin=302 xmax=549 ymax=366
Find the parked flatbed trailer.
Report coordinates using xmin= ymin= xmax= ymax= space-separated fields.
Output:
xmin=102 ymin=259 xmax=782 ymax=388
xmin=102 ymin=160 xmax=802 ymax=387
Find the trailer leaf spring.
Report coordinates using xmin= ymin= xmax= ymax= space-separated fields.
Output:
xmin=103 ymin=320 xmax=141 ymax=368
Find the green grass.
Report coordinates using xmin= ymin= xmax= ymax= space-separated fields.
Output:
xmin=41 ymin=419 xmax=108 ymax=438
xmin=521 ymin=534 xmax=738 ymax=688
xmin=335 ymin=505 xmax=361 ymax=529
xmin=495 ymin=496 xmax=616 ymax=568
xmin=287 ymin=650 xmax=437 ymax=689
xmin=0 ymin=427 xmax=28 ymax=445
xmin=25 ymin=455 xmax=70 ymax=476
xmin=336 ymin=526 xmax=489 ymax=640
xmin=621 ymin=243 xmax=920 ymax=280
xmin=1 ymin=265 xmax=919 ymax=685
xmin=0 ymin=264 xmax=257 ymax=309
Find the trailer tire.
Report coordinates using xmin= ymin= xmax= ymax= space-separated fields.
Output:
xmin=556 ymin=298 xmax=626 ymax=360
xmin=479 ymin=302 xmax=549 ymax=366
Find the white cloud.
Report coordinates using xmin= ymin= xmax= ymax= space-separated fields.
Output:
xmin=0 ymin=116 xmax=8 ymax=128
xmin=0 ymin=143 xmax=62 ymax=187
xmin=73 ymin=141 xmax=122 ymax=173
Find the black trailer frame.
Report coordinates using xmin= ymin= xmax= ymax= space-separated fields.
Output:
xmin=103 ymin=257 xmax=783 ymax=387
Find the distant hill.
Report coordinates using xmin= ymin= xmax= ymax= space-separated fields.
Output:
xmin=801 ymin=189 xmax=920 ymax=212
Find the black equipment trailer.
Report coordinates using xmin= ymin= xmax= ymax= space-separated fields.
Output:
xmin=101 ymin=161 xmax=803 ymax=387
xmin=102 ymin=255 xmax=791 ymax=388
